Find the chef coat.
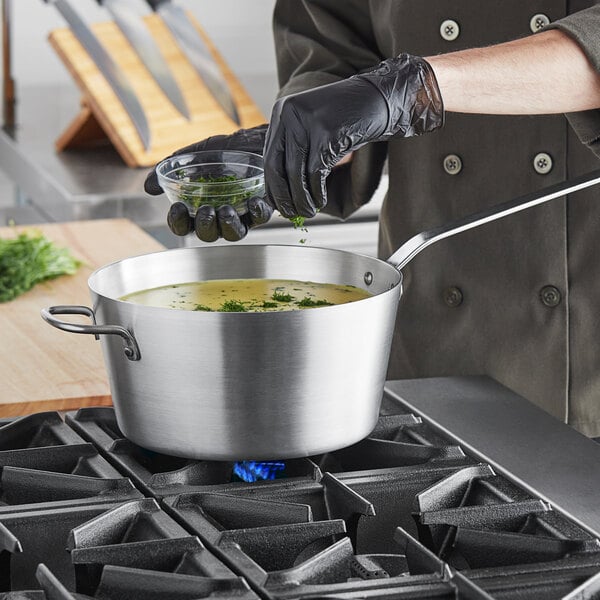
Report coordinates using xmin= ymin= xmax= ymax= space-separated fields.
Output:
xmin=273 ymin=1 xmax=600 ymax=436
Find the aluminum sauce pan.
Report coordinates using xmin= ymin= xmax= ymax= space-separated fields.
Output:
xmin=43 ymin=170 xmax=600 ymax=459
xmin=61 ymin=245 xmax=402 ymax=460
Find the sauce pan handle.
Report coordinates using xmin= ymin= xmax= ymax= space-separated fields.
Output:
xmin=387 ymin=168 xmax=600 ymax=272
xmin=41 ymin=305 xmax=141 ymax=361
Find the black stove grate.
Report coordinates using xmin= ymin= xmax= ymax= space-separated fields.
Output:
xmin=0 ymin=384 xmax=598 ymax=599
xmin=65 ymin=408 xmax=321 ymax=497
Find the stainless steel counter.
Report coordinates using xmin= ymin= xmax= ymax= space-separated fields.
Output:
xmin=385 ymin=376 xmax=600 ymax=540
xmin=0 ymin=84 xmax=383 ymax=254
xmin=0 ymin=84 xmax=161 ymax=226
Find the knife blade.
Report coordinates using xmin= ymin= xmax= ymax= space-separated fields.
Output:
xmin=46 ymin=0 xmax=151 ymax=150
xmin=146 ymin=0 xmax=241 ymax=126
xmin=97 ymin=0 xmax=191 ymax=120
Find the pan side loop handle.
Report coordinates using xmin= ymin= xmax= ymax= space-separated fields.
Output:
xmin=41 ymin=305 xmax=141 ymax=362
xmin=387 ymin=168 xmax=600 ymax=272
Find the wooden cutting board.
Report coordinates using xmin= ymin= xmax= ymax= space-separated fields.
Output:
xmin=0 ymin=219 xmax=164 ymax=416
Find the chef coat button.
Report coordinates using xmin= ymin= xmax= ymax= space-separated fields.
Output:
xmin=533 ymin=152 xmax=553 ymax=175
xmin=540 ymin=285 xmax=561 ymax=307
xmin=443 ymin=286 xmax=463 ymax=307
xmin=443 ymin=154 xmax=463 ymax=175
xmin=530 ymin=13 xmax=550 ymax=33
xmin=440 ymin=19 xmax=460 ymax=42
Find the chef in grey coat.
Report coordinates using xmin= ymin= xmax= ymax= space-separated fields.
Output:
xmin=146 ymin=3 xmax=600 ymax=436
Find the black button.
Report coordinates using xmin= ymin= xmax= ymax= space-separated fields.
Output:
xmin=443 ymin=286 xmax=463 ymax=307
xmin=540 ymin=285 xmax=561 ymax=307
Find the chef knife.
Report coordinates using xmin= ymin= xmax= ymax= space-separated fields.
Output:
xmin=45 ymin=0 xmax=151 ymax=150
xmin=146 ymin=0 xmax=241 ymax=125
xmin=96 ymin=0 xmax=191 ymax=119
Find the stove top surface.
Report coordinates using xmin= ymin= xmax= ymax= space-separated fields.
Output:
xmin=386 ymin=376 xmax=600 ymax=540
xmin=0 ymin=376 xmax=599 ymax=600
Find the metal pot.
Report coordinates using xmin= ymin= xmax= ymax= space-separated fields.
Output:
xmin=42 ymin=170 xmax=600 ymax=460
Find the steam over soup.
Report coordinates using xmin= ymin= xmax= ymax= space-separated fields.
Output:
xmin=120 ymin=279 xmax=372 ymax=312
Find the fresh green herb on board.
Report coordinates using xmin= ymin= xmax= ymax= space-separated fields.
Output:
xmin=0 ymin=231 xmax=81 ymax=303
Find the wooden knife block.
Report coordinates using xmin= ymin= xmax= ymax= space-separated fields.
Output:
xmin=49 ymin=13 xmax=266 ymax=167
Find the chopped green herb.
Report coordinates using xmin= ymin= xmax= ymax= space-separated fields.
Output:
xmin=220 ymin=300 xmax=248 ymax=312
xmin=179 ymin=175 xmax=260 ymax=210
xmin=193 ymin=175 xmax=237 ymax=183
xmin=262 ymin=301 xmax=279 ymax=309
xmin=289 ymin=215 xmax=306 ymax=229
xmin=193 ymin=304 xmax=213 ymax=311
xmin=0 ymin=231 xmax=81 ymax=303
xmin=272 ymin=290 xmax=295 ymax=302
xmin=297 ymin=297 xmax=333 ymax=307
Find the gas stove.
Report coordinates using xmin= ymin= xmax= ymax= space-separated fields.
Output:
xmin=1 ymin=376 xmax=600 ymax=599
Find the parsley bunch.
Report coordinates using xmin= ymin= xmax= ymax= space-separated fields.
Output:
xmin=0 ymin=231 xmax=81 ymax=303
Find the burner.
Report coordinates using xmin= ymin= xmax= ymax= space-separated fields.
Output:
xmin=65 ymin=408 xmax=320 ymax=497
xmin=232 ymin=460 xmax=287 ymax=482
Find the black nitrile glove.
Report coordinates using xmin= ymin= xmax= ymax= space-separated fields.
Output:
xmin=263 ymin=54 xmax=444 ymax=218
xmin=145 ymin=124 xmax=274 ymax=242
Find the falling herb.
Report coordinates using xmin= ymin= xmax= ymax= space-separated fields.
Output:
xmin=297 ymin=297 xmax=333 ymax=307
xmin=287 ymin=213 xmax=314 ymax=244
xmin=289 ymin=215 xmax=306 ymax=229
xmin=0 ymin=231 xmax=81 ymax=303
xmin=272 ymin=290 xmax=294 ymax=302
xmin=220 ymin=300 xmax=248 ymax=312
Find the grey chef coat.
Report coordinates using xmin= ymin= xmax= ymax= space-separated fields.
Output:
xmin=273 ymin=1 xmax=600 ymax=436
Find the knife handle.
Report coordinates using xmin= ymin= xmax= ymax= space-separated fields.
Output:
xmin=146 ymin=0 xmax=167 ymax=11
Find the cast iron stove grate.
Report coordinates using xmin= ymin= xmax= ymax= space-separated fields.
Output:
xmin=65 ymin=407 xmax=322 ymax=497
xmin=1 ymin=377 xmax=600 ymax=598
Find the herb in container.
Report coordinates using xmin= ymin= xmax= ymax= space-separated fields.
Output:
xmin=156 ymin=150 xmax=265 ymax=216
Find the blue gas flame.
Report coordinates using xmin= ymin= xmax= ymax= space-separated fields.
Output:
xmin=233 ymin=461 xmax=286 ymax=482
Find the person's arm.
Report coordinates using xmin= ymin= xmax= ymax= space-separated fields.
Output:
xmin=263 ymin=5 xmax=600 ymax=218
xmin=427 ymin=29 xmax=600 ymax=115
xmin=273 ymin=0 xmax=388 ymax=219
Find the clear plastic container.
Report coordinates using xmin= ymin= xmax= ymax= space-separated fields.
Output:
xmin=156 ymin=150 xmax=264 ymax=216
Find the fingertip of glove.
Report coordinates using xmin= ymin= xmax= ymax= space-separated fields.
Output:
xmin=247 ymin=196 xmax=274 ymax=227
xmin=167 ymin=203 xmax=193 ymax=236
xmin=195 ymin=206 xmax=219 ymax=242
xmin=144 ymin=170 xmax=163 ymax=195
xmin=217 ymin=205 xmax=248 ymax=241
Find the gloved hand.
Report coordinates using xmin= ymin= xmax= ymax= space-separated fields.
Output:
xmin=263 ymin=53 xmax=444 ymax=218
xmin=145 ymin=124 xmax=274 ymax=242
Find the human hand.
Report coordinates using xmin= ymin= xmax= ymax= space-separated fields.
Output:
xmin=263 ymin=54 xmax=444 ymax=218
xmin=145 ymin=124 xmax=274 ymax=242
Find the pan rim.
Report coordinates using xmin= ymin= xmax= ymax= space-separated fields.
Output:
xmin=87 ymin=244 xmax=403 ymax=312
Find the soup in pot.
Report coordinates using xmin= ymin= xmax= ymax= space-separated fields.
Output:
xmin=120 ymin=278 xmax=372 ymax=312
